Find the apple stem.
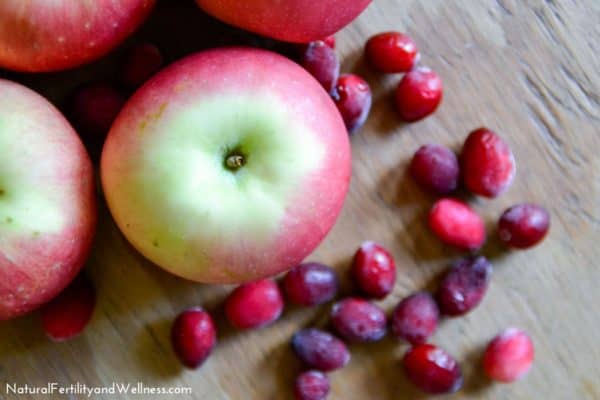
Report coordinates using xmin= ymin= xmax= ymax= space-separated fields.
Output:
xmin=225 ymin=154 xmax=245 ymax=170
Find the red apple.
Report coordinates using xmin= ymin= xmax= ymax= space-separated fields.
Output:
xmin=101 ymin=47 xmax=351 ymax=284
xmin=195 ymin=0 xmax=372 ymax=43
xmin=0 ymin=79 xmax=96 ymax=320
xmin=0 ymin=0 xmax=156 ymax=72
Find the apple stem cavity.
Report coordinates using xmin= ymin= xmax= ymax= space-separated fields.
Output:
xmin=224 ymin=150 xmax=247 ymax=171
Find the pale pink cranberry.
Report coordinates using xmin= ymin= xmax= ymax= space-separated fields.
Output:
xmin=40 ymin=274 xmax=96 ymax=341
xmin=498 ymin=203 xmax=550 ymax=249
xmin=120 ymin=42 xmax=164 ymax=88
xmin=294 ymin=370 xmax=330 ymax=400
xmin=300 ymin=40 xmax=340 ymax=94
xmin=461 ymin=127 xmax=516 ymax=198
xmin=391 ymin=292 xmax=439 ymax=345
xmin=171 ymin=307 xmax=216 ymax=369
xmin=395 ymin=67 xmax=443 ymax=122
xmin=429 ymin=198 xmax=486 ymax=250
xmin=292 ymin=328 xmax=350 ymax=371
xmin=331 ymin=298 xmax=387 ymax=343
xmin=332 ymin=74 xmax=372 ymax=133
xmin=483 ymin=328 xmax=534 ymax=383
xmin=225 ymin=279 xmax=283 ymax=329
xmin=365 ymin=31 xmax=419 ymax=73
xmin=352 ymin=241 xmax=396 ymax=299
xmin=410 ymin=144 xmax=459 ymax=194
xmin=69 ymin=83 xmax=126 ymax=139
xmin=403 ymin=344 xmax=463 ymax=394
xmin=283 ymin=263 xmax=338 ymax=306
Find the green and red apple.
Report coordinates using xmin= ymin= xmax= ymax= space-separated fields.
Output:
xmin=195 ymin=0 xmax=372 ymax=43
xmin=0 ymin=80 xmax=96 ymax=320
xmin=101 ymin=47 xmax=351 ymax=284
xmin=0 ymin=0 xmax=155 ymax=72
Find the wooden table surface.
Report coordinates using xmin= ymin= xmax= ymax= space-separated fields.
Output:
xmin=1 ymin=0 xmax=599 ymax=399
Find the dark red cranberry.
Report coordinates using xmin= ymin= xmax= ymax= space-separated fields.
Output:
xmin=483 ymin=328 xmax=534 ymax=383
xmin=225 ymin=279 xmax=284 ymax=329
xmin=429 ymin=198 xmax=486 ymax=250
xmin=332 ymin=74 xmax=372 ymax=133
xmin=498 ymin=203 xmax=550 ymax=249
xmin=395 ymin=67 xmax=443 ymax=122
xmin=352 ymin=241 xmax=396 ymax=299
xmin=120 ymin=42 xmax=164 ymax=88
xmin=410 ymin=144 xmax=459 ymax=194
xmin=391 ymin=292 xmax=439 ymax=345
xmin=436 ymin=256 xmax=492 ymax=316
xmin=69 ymin=82 xmax=126 ymax=139
xmin=171 ymin=307 xmax=216 ymax=369
xmin=365 ymin=31 xmax=419 ymax=73
xmin=294 ymin=370 xmax=330 ymax=400
xmin=461 ymin=127 xmax=516 ymax=198
xmin=300 ymin=40 xmax=340 ymax=94
xmin=40 ymin=274 xmax=96 ymax=342
xmin=331 ymin=298 xmax=387 ymax=342
xmin=292 ymin=328 xmax=350 ymax=371
xmin=403 ymin=344 xmax=463 ymax=394
xmin=283 ymin=262 xmax=338 ymax=306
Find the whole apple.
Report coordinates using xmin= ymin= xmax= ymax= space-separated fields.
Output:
xmin=0 ymin=79 xmax=96 ymax=320
xmin=0 ymin=0 xmax=156 ymax=72
xmin=195 ymin=0 xmax=372 ymax=43
xmin=101 ymin=47 xmax=351 ymax=284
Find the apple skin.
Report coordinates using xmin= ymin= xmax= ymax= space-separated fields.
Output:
xmin=0 ymin=80 xmax=97 ymax=320
xmin=101 ymin=47 xmax=351 ymax=284
xmin=195 ymin=0 xmax=372 ymax=43
xmin=0 ymin=0 xmax=156 ymax=72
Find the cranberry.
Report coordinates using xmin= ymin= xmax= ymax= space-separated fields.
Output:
xmin=292 ymin=328 xmax=350 ymax=371
xmin=283 ymin=263 xmax=338 ymax=307
xmin=323 ymin=35 xmax=336 ymax=49
xmin=332 ymin=74 xmax=372 ymax=133
xmin=395 ymin=67 xmax=443 ymax=122
xmin=391 ymin=292 xmax=439 ymax=345
xmin=498 ymin=203 xmax=550 ymax=249
xmin=429 ymin=198 xmax=486 ymax=250
xmin=436 ymin=256 xmax=492 ymax=316
xmin=483 ymin=328 xmax=534 ymax=383
xmin=365 ymin=31 xmax=419 ymax=73
xmin=171 ymin=307 xmax=216 ymax=369
xmin=40 ymin=274 xmax=96 ymax=341
xmin=403 ymin=344 xmax=463 ymax=394
xmin=352 ymin=241 xmax=396 ymax=299
xmin=120 ymin=42 xmax=164 ymax=88
xmin=225 ymin=279 xmax=284 ymax=329
xmin=410 ymin=144 xmax=459 ymax=195
xmin=68 ymin=83 xmax=126 ymax=139
xmin=331 ymin=298 xmax=387 ymax=343
xmin=461 ymin=127 xmax=516 ymax=198
xmin=294 ymin=370 xmax=330 ymax=400
xmin=300 ymin=40 xmax=340 ymax=94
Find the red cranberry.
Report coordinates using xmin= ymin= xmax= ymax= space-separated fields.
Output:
xmin=461 ymin=128 xmax=516 ymax=198
xmin=171 ymin=307 xmax=216 ymax=369
xmin=294 ymin=370 xmax=330 ymax=400
xmin=403 ymin=344 xmax=463 ymax=394
xmin=410 ymin=144 xmax=459 ymax=195
xmin=323 ymin=35 xmax=336 ymax=49
xmin=391 ymin=292 xmax=439 ymax=345
xmin=436 ymin=256 xmax=492 ymax=316
xmin=395 ymin=67 xmax=443 ymax=122
xmin=283 ymin=263 xmax=338 ymax=307
xmin=292 ymin=328 xmax=350 ymax=371
xmin=331 ymin=298 xmax=387 ymax=343
xmin=498 ymin=203 xmax=550 ymax=249
xmin=69 ymin=83 xmax=126 ymax=139
xmin=483 ymin=328 xmax=534 ymax=383
xmin=40 ymin=274 xmax=96 ymax=341
xmin=300 ymin=40 xmax=340 ymax=94
xmin=225 ymin=279 xmax=284 ymax=329
xmin=332 ymin=74 xmax=372 ymax=134
xmin=429 ymin=198 xmax=486 ymax=250
xmin=365 ymin=31 xmax=419 ymax=73
xmin=352 ymin=241 xmax=396 ymax=299
xmin=120 ymin=42 xmax=164 ymax=88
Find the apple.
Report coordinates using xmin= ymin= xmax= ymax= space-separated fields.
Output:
xmin=101 ymin=47 xmax=351 ymax=284
xmin=0 ymin=79 xmax=96 ymax=320
xmin=195 ymin=0 xmax=372 ymax=43
xmin=0 ymin=0 xmax=156 ymax=72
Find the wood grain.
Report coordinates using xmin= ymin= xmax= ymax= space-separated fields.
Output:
xmin=1 ymin=0 xmax=599 ymax=399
